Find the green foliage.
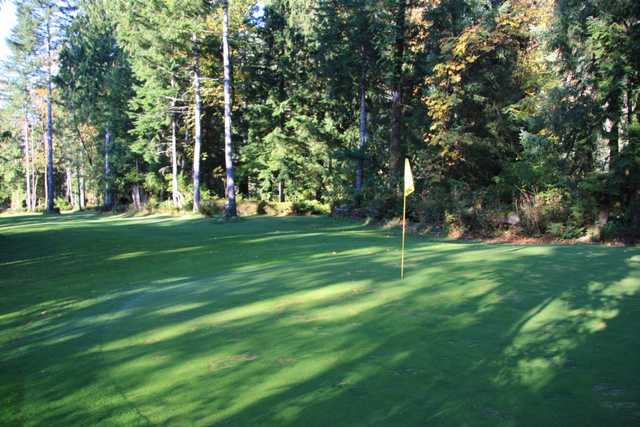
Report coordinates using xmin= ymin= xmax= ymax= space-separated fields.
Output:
xmin=290 ymin=200 xmax=330 ymax=216
xmin=198 ymin=200 xmax=224 ymax=217
xmin=54 ymin=196 xmax=72 ymax=212
xmin=0 ymin=0 xmax=638 ymax=240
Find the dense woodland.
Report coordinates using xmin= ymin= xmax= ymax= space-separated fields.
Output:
xmin=0 ymin=0 xmax=638 ymax=241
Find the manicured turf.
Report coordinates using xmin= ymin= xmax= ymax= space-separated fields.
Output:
xmin=1 ymin=212 xmax=639 ymax=426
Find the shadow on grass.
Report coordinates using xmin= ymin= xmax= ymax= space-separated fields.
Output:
xmin=0 ymin=212 xmax=639 ymax=426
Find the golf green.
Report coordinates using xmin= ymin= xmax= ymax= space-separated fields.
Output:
xmin=1 ymin=213 xmax=639 ymax=426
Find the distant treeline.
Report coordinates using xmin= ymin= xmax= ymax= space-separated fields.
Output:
xmin=0 ymin=0 xmax=638 ymax=241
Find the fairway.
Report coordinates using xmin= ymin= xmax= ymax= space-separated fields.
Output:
xmin=1 ymin=213 xmax=639 ymax=426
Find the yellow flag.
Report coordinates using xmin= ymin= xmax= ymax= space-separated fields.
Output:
xmin=404 ymin=158 xmax=414 ymax=197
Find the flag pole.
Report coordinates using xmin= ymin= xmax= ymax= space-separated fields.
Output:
xmin=401 ymin=158 xmax=414 ymax=280
xmin=401 ymin=192 xmax=407 ymax=280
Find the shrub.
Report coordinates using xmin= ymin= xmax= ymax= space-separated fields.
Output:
xmin=236 ymin=200 xmax=260 ymax=216
xmin=363 ymin=195 xmax=401 ymax=220
xmin=601 ymin=220 xmax=639 ymax=243
xmin=257 ymin=200 xmax=268 ymax=215
xmin=561 ymin=224 xmax=586 ymax=240
xmin=199 ymin=200 xmax=223 ymax=217
xmin=54 ymin=196 xmax=72 ymax=211
xmin=416 ymin=198 xmax=446 ymax=225
xmin=290 ymin=200 xmax=330 ymax=215
xmin=267 ymin=202 xmax=293 ymax=216
xmin=516 ymin=188 xmax=569 ymax=236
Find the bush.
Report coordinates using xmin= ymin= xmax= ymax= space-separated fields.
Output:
xmin=416 ymin=198 xmax=446 ymax=225
xmin=54 ymin=196 xmax=72 ymax=211
xmin=290 ymin=200 xmax=330 ymax=216
xmin=257 ymin=200 xmax=268 ymax=215
xmin=260 ymin=201 xmax=292 ymax=216
xmin=601 ymin=220 xmax=640 ymax=243
xmin=362 ymin=194 xmax=401 ymax=220
xmin=516 ymin=188 xmax=569 ymax=236
xmin=199 ymin=200 xmax=223 ymax=217
xmin=236 ymin=200 xmax=261 ymax=216
xmin=562 ymin=224 xmax=586 ymax=240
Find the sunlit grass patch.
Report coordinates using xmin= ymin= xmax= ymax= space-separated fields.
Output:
xmin=0 ymin=212 xmax=638 ymax=426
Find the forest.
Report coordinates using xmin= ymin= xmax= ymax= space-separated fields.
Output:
xmin=1 ymin=0 xmax=639 ymax=242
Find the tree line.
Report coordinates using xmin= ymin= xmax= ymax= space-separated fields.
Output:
xmin=1 ymin=0 xmax=638 ymax=241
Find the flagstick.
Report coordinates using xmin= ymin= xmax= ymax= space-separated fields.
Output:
xmin=401 ymin=193 xmax=407 ymax=280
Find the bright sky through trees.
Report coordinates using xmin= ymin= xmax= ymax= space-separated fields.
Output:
xmin=0 ymin=1 xmax=16 ymax=60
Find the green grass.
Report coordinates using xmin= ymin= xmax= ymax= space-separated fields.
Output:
xmin=1 ymin=212 xmax=639 ymax=426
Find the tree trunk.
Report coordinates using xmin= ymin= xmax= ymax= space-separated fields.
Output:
xmin=278 ymin=181 xmax=285 ymax=202
xmin=389 ymin=0 xmax=407 ymax=188
xmin=132 ymin=159 xmax=142 ymax=210
xmin=599 ymin=109 xmax=620 ymax=226
xmin=75 ymin=167 xmax=82 ymax=210
xmin=45 ymin=5 xmax=55 ymax=213
xmin=43 ymin=169 xmax=48 ymax=208
xmin=31 ymin=133 xmax=37 ymax=209
xmin=79 ymin=166 xmax=86 ymax=210
xmin=23 ymin=111 xmax=32 ymax=211
xmin=192 ymin=33 xmax=202 ymax=213
xmin=104 ymin=128 xmax=112 ymax=210
xmin=171 ymin=77 xmax=181 ymax=209
xmin=223 ymin=0 xmax=237 ymax=217
xmin=132 ymin=184 xmax=142 ymax=210
xmin=355 ymin=71 xmax=367 ymax=195
xmin=620 ymin=79 xmax=630 ymax=147
xmin=65 ymin=167 xmax=72 ymax=205
xmin=33 ymin=172 xmax=39 ymax=210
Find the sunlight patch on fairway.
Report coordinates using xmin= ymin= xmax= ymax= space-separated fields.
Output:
xmin=109 ymin=246 xmax=203 ymax=262
xmin=109 ymin=251 xmax=148 ymax=261
xmin=497 ymin=271 xmax=640 ymax=392
xmin=287 ymin=283 xmax=415 ymax=323
xmin=155 ymin=302 xmax=207 ymax=315
xmin=151 ymin=276 xmax=190 ymax=284
xmin=160 ymin=246 xmax=204 ymax=255
xmin=210 ymin=355 xmax=340 ymax=422
xmin=102 ymin=280 xmax=372 ymax=350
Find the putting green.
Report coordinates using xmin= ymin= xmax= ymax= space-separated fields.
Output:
xmin=1 ymin=213 xmax=639 ymax=426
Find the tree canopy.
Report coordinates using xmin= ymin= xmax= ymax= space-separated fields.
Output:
xmin=1 ymin=0 xmax=638 ymax=240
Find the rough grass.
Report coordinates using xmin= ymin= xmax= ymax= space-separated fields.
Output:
xmin=1 ymin=212 xmax=639 ymax=426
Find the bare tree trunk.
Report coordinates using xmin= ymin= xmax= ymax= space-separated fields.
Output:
xmin=132 ymin=185 xmax=141 ymax=210
xmin=65 ymin=167 xmax=72 ymax=204
xmin=31 ymin=132 xmax=37 ymax=209
xmin=278 ymin=181 xmax=285 ymax=202
xmin=43 ymin=169 xmax=48 ymax=208
xmin=599 ymin=109 xmax=620 ymax=226
xmin=79 ymin=166 xmax=86 ymax=210
xmin=104 ymin=128 xmax=112 ymax=210
xmin=23 ymin=111 xmax=32 ymax=211
xmin=171 ymin=77 xmax=181 ymax=209
xmin=45 ymin=5 xmax=55 ymax=213
xmin=389 ymin=0 xmax=407 ymax=189
xmin=355 ymin=72 xmax=367 ymax=195
xmin=192 ymin=33 xmax=202 ymax=213
xmin=182 ymin=128 xmax=188 ymax=171
xmin=75 ymin=167 xmax=81 ymax=210
xmin=33 ymin=172 xmax=39 ymax=209
xmin=223 ymin=0 xmax=237 ymax=217
xmin=132 ymin=159 xmax=142 ymax=210
xmin=620 ymin=80 xmax=630 ymax=147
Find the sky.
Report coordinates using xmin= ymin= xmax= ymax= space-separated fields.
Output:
xmin=0 ymin=0 xmax=17 ymax=61
xmin=0 ymin=0 xmax=264 ymax=64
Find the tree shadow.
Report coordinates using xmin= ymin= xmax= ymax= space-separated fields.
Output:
xmin=1 ymin=213 xmax=639 ymax=426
